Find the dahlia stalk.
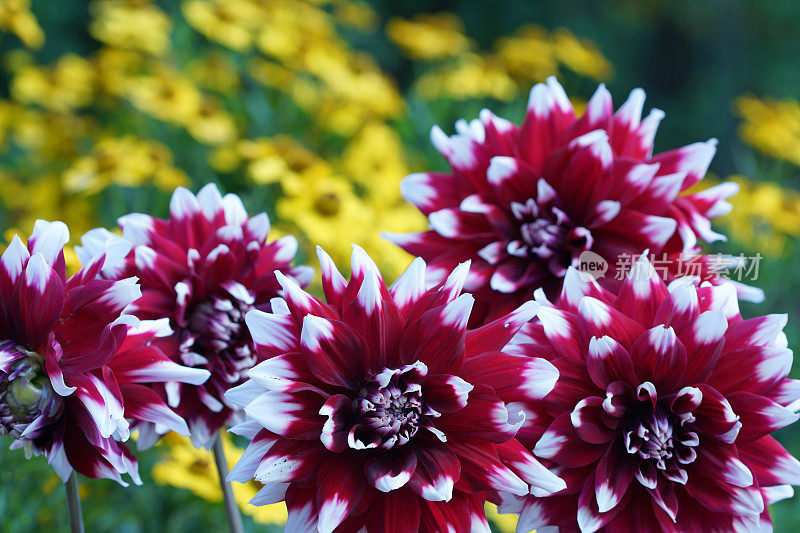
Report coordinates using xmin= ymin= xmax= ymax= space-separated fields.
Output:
xmin=387 ymin=76 xmax=760 ymax=327
xmin=0 ymin=220 xmax=209 ymax=531
xmin=224 ymin=245 xmax=565 ymax=532
xmin=81 ymin=183 xmax=312 ymax=532
xmin=66 ymin=473 xmax=84 ymax=533
xmin=500 ymin=253 xmax=800 ymax=531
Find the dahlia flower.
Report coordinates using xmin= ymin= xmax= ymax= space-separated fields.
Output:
xmin=501 ymin=253 xmax=800 ymax=532
xmin=0 ymin=220 xmax=208 ymax=483
xmin=387 ymin=76 xmax=755 ymax=325
xmin=225 ymin=245 xmax=565 ymax=532
xmin=81 ymin=183 xmax=313 ymax=447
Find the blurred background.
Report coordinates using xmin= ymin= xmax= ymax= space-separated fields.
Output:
xmin=1 ymin=0 xmax=800 ymax=531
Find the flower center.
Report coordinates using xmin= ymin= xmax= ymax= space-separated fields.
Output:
xmin=624 ymin=404 xmax=699 ymax=486
xmin=349 ymin=362 xmax=431 ymax=451
xmin=313 ymin=191 xmax=341 ymax=217
xmin=508 ymin=196 xmax=593 ymax=277
xmin=183 ymin=293 xmax=255 ymax=380
xmin=0 ymin=343 xmax=62 ymax=440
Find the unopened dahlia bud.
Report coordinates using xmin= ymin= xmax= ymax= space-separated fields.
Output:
xmin=0 ymin=343 xmax=62 ymax=440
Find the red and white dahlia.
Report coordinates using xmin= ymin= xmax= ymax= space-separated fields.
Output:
xmin=82 ymin=184 xmax=313 ymax=448
xmin=0 ymin=221 xmax=208 ymax=484
xmin=387 ymin=76 xmax=754 ymax=325
xmin=225 ymin=245 xmax=565 ymax=532
xmin=501 ymin=253 xmax=800 ymax=532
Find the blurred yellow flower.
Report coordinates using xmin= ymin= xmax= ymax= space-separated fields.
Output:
xmin=341 ymin=121 xmax=407 ymax=205
xmin=213 ymin=135 xmax=331 ymax=189
xmin=246 ymin=0 xmax=402 ymax=135
xmin=186 ymin=98 xmax=238 ymax=146
xmin=0 ymin=174 xmax=97 ymax=252
xmin=11 ymin=54 xmax=95 ymax=111
xmin=710 ymin=176 xmax=800 ymax=257
xmin=187 ymin=52 xmax=241 ymax=94
xmin=153 ymin=434 xmax=288 ymax=526
xmin=278 ymin=174 xmax=373 ymax=267
xmin=0 ymin=0 xmax=43 ymax=49
xmin=386 ymin=13 xmax=472 ymax=61
xmin=90 ymin=0 xmax=172 ymax=56
xmin=255 ymin=1 xmax=337 ymax=63
xmin=63 ymin=136 xmax=189 ymax=194
xmin=93 ymin=48 xmax=144 ymax=97
xmin=495 ymin=25 xmax=559 ymax=82
xmin=736 ymin=95 xmax=800 ymax=167
xmin=126 ymin=69 xmax=204 ymax=125
xmin=551 ymin=28 xmax=614 ymax=81
xmin=416 ymin=53 xmax=517 ymax=101
xmin=2 ymin=104 xmax=90 ymax=157
xmin=247 ymin=58 xmax=296 ymax=92
xmin=182 ymin=0 xmax=264 ymax=51
xmin=331 ymin=0 xmax=378 ymax=30
xmin=402 ymin=21 xmax=611 ymax=102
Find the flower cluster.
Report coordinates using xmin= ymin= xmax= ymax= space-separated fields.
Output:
xmin=502 ymin=254 xmax=800 ymax=531
xmin=387 ymin=15 xmax=612 ymax=101
xmin=84 ymin=183 xmax=313 ymax=448
xmin=389 ymin=77 xmax=753 ymax=325
xmin=1 ymin=220 xmax=209 ymax=483
xmin=737 ymin=95 xmax=800 ymax=168
xmin=0 ymin=0 xmax=798 ymax=529
xmin=224 ymin=246 xmax=564 ymax=531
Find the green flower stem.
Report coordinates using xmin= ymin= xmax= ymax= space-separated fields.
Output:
xmin=213 ymin=432 xmax=244 ymax=533
xmin=65 ymin=472 xmax=85 ymax=533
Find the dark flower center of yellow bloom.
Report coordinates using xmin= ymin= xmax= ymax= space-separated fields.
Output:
xmin=96 ymin=152 xmax=120 ymax=173
xmin=189 ymin=459 xmax=211 ymax=474
xmin=314 ymin=192 xmax=341 ymax=217
xmin=159 ymin=85 xmax=176 ymax=100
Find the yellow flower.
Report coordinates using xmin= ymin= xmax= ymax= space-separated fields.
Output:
xmin=93 ymin=48 xmax=144 ymax=97
xmin=736 ymin=96 xmax=800 ymax=167
xmin=247 ymin=58 xmax=297 ymax=92
xmin=278 ymin=174 xmax=373 ymax=268
xmin=255 ymin=1 xmax=337 ymax=63
xmin=0 ymin=174 xmax=97 ymax=266
xmin=182 ymin=0 xmax=264 ymax=51
xmin=186 ymin=98 xmax=238 ymax=146
xmin=386 ymin=13 xmax=472 ymax=61
xmin=126 ymin=69 xmax=203 ymax=125
xmin=320 ymin=53 xmax=404 ymax=120
xmin=218 ymin=136 xmax=331 ymax=188
xmin=331 ymin=0 xmax=377 ymax=30
xmin=551 ymin=27 xmax=613 ymax=81
xmin=187 ymin=52 xmax=241 ymax=94
xmin=494 ymin=25 xmax=558 ymax=83
xmin=153 ymin=438 xmax=221 ymax=501
xmin=3 ymin=104 xmax=90 ymax=157
xmin=485 ymin=503 xmax=518 ymax=533
xmin=693 ymin=176 xmax=800 ymax=257
xmin=89 ymin=0 xmax=172 ymax=56
xmin=247 ymin=0 xmax=402 ymax=134
xmin=63 ymin=136 xmax=189 ymax=194
xmin=11 ymin=54 xmax=95 ymax=111
xmin=341 ymin=121 xmax=407 ymax=205
xmin=0 ymin=0 xmax=44 ymax=49
xmin=153 ymin=434 xmax=287 ymax=526
xmin=415 ymin=53 xmax=518 ymax=101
